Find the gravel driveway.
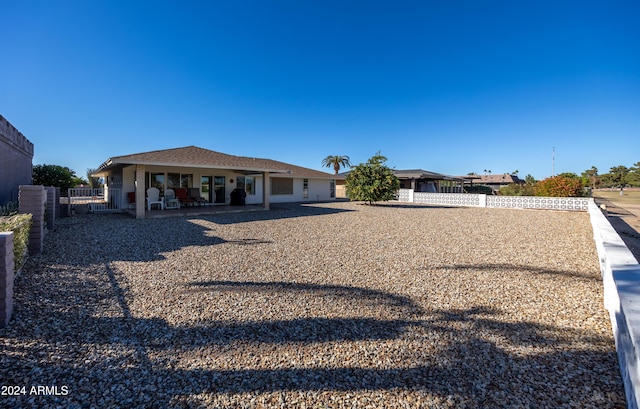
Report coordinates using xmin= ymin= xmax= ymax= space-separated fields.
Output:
xmin=1 ymin=202 xmax=625 ymax=408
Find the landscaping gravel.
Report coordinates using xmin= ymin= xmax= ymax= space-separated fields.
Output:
xmin=0 ymin=202 xmax=626 ymax=408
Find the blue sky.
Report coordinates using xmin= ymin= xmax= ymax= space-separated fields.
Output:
xmin=2 ymin=0 xmax=638 ymax=180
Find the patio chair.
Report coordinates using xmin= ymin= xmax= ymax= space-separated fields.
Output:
xmin=175 ymin=188 xmax=196 ymax=207
xmin=164 ymin=189 xmax=180 ymax=210
xmin=188 ymin=188 xmax=208 ymax=206
xmin=146 ymin=187 xmax=164 ymax=211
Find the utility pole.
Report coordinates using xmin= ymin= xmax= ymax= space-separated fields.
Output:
xmin=552 ymin=147 xmax=555 ymax=177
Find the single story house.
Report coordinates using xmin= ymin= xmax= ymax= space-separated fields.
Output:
xmin=394 ymin=169 xmax=466 ymax=193
xmin=335 ymin=168 xmax=464 ymax=196
xmin=461 ymin=174 xmax=524 ymax=193
xmin=94 ymin=146 xmax=338 ymax=219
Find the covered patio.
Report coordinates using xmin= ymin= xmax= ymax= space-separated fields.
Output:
xmin=93 ymin=146 xmax=338 ymax=219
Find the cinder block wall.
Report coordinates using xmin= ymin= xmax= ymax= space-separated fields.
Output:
xmin=18 ymin=185 xmax=46 ymax=255
xmin=0 ymin=232 xmax=15 ymax=328
xmin=45 ymin=187 xmax=57 ymax=231
xmin=0 ymin=115 xmax=34 ymax=204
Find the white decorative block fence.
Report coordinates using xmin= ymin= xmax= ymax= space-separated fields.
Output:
xmin=398 ymin=189 xmax=590 ymax=211
xmin=589 ymin=200 xmax=640 ymax=409
xmin=486 ymin=195 xmax=590 ymax=211
xmin=412 ymin=192 xmax=485 ymax=207
xmin=397 ymin=189 xmax=640 ymax=408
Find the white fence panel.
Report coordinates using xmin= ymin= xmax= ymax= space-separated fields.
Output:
xmin=414 ymin=192 xmax=484 ymax=207
xmin=486 ymin=196 xmax=590 ymax=211
xmin=68 ymin=188 xmax=122 ymax=213
xmin=397 ymin=189 xmax=590 ymax=212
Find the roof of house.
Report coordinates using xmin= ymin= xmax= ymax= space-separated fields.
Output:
xmin=393 ymin=169 xmax=464 ymax=181
xmin=95 ymin=146 xmax=337 ymax=179
xmin=465 ymin=174 xmax=524 ymax=184
xmin=338 ymin=168 xmax=462 ymax=181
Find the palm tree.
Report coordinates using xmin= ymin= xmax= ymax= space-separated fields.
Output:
xmin=321 ymin=155 xmax=352 ymax=175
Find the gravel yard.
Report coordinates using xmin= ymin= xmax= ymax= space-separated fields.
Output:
xmin=0 ymin=202 xmax=626 ymax=408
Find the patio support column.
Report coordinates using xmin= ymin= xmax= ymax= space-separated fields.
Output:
xmin=135 ymin=164 xmax=145 ymax=219
xmin=262 ymin=172 xmax=270 ymax=210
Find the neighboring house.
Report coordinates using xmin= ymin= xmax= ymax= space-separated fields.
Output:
xmin=0 ymin=115 xmax=34 ymax=204
xmin=394 ymin=169 xmax=465 ymax=193
xmin=462 ymin=174 xmax=524 ymax=193
xmin=94 ymin=146 xmax=338 ymax=218
xmin=336 ymin=169 xmax=465 ymax=196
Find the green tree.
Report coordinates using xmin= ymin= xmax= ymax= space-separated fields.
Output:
xmin=627 ymin=162 xmax=640 ymax=187
xmin=345 ymin=152 xmax=399 ymax=204
xmin=581 ymin=166 xmax=599 ymax=189
xmin=321 ymin=155 xmax=352 ymax=175
xmin=524 ymin=174 xmax=537 ymax=185
xmin=556 ymin=172 xmax=579 ymax=179
xmin=609 ymin=165 xmax=629 ymax=187
xmin=86 ymin=168 xmax=102 ymax=188
xmin=32 ymin=164 xmax=82 ymax=192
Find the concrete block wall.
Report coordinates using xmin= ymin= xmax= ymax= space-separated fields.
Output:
xmin=0 ymin=232 xmax=15 ymax=328
xmin=0 ymin=115 xmax=34 ymax=204
xmin=45 ymin=186 xmax=57 ymax=231
xmin=18 ymin=185 xmax=46 ymax=255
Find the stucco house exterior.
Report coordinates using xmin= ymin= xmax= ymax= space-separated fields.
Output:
xmin=335 ymin=168 xmax=464 ymax=197
xmin=394 ymin=169 xmax=465 ymax=193
xmin=94 ymin=146 xmax=337 ymax=219
xmin=0 ymin=115 xmax=34 ymax=204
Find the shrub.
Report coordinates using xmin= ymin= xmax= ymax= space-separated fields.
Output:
xmin=0 ymin=201 xmax=19 ymax=216
xmin=0 ymin=214 xmax=33 ymax=271
xmin=346 ymin=152 xmax=400 ymax=204
xmin=498 ymin=183 xmax=535 ymax=196
xmin=534 ymin=176 xmax=585 ymax=197
xmin=464 ymin=185 xmax=494 ymax=194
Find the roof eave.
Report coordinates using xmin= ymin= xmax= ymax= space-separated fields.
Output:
xmin=100 ymin=158 xmax=289 ymax=174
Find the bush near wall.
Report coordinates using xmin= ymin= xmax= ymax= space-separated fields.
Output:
xmin=0 ymin=214 xmax=33 ymax=271
xmin=498 ymin=183 xmax=535 ymax=196
xmin=534 ymin=176 xmax=585 ymax=197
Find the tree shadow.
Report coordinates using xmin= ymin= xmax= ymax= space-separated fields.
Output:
xmin=1 ymin=206 xmax=626 ymax=407
xmin=2 ymin=262 xmax=626 ymax=408
xmin=434 ymin=262 xmax=603 ymax=281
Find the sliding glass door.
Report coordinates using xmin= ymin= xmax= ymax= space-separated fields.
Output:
xmin=201 ymin=176 xmax=212 ymax=203
xmin=214 ymin=176 xmax=226 ymax=204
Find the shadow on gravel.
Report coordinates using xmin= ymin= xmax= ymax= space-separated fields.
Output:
xmin=436 ymin=263 xmax=602 ymax=281
xmin=211 ymin=202 xmax=356 ymax=225
xmin=1 ymin=263 xmax=626 ymax=408
xmin=1 ymin=208 xmax=626 ymax=408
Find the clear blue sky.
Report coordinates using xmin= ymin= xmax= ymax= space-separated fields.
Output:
xmin=2 ymin=0 xmax=638 ymax=180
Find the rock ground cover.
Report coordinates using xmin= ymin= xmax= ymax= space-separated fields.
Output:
xmin=0 ymin=202 xmax=626 ymax=408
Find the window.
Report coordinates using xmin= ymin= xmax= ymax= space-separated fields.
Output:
xmin=236 ymin=176 xmax=245 ymax=189
xmin=181 ymin=174 xmax=193 ymax=188
xmin=330 ymin=180 xmax=335 ymax=198
xmin=271 ymin=178 xmax=293 ymax=195
xmin=303 ymin=179 xmax=309 ymax=199
xmin=151 ymin=173 xmax=164 ymax=194
xmin=167 ymin=173 xmax=180 ymax=189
